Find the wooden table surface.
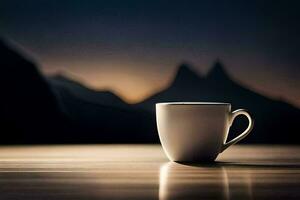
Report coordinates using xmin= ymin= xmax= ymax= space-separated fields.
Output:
xmin=0 ymin=145 xmax=299 ymax=200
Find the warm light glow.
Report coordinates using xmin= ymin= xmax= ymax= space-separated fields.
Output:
xmin=158 ymin=162 xmax=256 ymax=200
xmin=42 ymin=60 xmax=177 ymax=104
xmin=159 ymin=163 xmax=170 ymax=200
xmin=41 ymin=59 xmax=300 ymax=107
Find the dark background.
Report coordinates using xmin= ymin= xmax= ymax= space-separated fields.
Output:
xmin=0 ymin=0 xmax=299 ymax=144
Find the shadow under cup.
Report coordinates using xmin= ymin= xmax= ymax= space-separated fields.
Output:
xmin=156 ymin=102 xmax=253 ymax=162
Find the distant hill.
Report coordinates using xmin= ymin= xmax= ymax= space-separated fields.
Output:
xmin=47 ymin=74 xmax=156 ymax=143
xmin=0 ymin=39 xmax=68 ymax=143
xmin=48 ymin=74 xmax=128 ymax=109
xmin=0 ymin=39 xmax=156 ymax=144
xmin=1 ymin=38 xmax=299 ymax=144
xmin=137 ymin=62 xmax=300 ymax=143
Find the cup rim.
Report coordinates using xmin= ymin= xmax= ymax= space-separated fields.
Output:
xmin=156 ymin=102 xmax=231 ymax=106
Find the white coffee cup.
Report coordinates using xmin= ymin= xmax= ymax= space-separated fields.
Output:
xmin=156 ymin=102 xmax=254 ymax=162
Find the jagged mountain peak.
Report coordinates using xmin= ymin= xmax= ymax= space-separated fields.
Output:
xmin=177 ymin=63 xmax=197 ymax=74
xmin=172 ymin=63 xmax=203 ymax=86
xmin=206 ymin=60 xmax=230 ymax=80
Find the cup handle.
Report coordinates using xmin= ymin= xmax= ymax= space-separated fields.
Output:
xmin=220 ymin=109 xmax=254 ymax=152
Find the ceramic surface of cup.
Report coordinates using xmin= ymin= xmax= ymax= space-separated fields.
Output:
xmin=156 ymin=102 xmax=253 ymax=162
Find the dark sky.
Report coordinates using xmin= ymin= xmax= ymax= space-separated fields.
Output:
xmin=1 ymin=0 xmax=299 ymax=107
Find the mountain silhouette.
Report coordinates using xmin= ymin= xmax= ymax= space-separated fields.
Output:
xmin=137 ymin=62 xmax=300 ymax=143
xmin=52 ymin=87 xmax=156 ymax=143
xmin=0 ymin=38 xmax=299 ymax=144
xmin=172 ymin=63 xmax=204 ymax=87
xmin=48 ymin=74 xmax=128 ymax=109
xmin=0 ymin=39 xmax=156 ymax=144
xmin=47 ymin=73 xmax=156 ymax=143
xmin=0 ymin=39 xmax=68 ymax=143
xmin=206 ymin=60 xmax=230 ymax=81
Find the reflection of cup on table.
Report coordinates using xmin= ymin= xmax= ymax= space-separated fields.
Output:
xmin=159 ymin=162 xmax=253 ymax=200
xmin=159 ymin=162 xmax=228 ymax=200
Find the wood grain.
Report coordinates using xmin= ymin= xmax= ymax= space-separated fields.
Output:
xmin=0 ymin=145 xmax=299 ymax=199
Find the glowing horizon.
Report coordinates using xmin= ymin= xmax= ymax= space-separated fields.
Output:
xmin=2 ymin=1 xmax=299 ymax=108
xmin=40 ymin=59 xmax=300 ymax=108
